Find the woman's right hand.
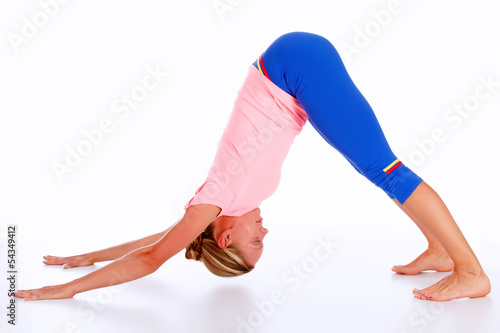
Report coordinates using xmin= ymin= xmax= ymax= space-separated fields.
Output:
xmin=43 ymin=254 xmax=95 ymax=269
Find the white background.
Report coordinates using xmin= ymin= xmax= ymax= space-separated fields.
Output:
xmin=1 ymin=1 xmax=499 ymax=332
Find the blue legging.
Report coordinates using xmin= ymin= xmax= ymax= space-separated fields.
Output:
xmin=253 ymin=31 xmax=423 ymax=204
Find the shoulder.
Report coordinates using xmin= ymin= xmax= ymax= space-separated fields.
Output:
xmin=185 ymin=204 xmax=222 ymax=220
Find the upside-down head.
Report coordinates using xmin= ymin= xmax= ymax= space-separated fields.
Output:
xmin=185 ymin=207 xmax=268 ymax=277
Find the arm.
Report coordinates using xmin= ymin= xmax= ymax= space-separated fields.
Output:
xmin=89 ymin=226 xmax=174 ymax=262
xmin=15 ymin=204 xmax=221 ymax=301
xmin=43 ymin=225 xmax=175 ymax=268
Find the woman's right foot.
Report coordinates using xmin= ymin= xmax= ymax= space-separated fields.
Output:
xmin=392 ymin=249 xmax=454 ymax=275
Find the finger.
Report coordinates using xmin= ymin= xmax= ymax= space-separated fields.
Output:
xmin=43 ymin=255 xmax=63 ymax=261
xmin=64 ymin=259 xmax=84 ymax=268
xmin=15 ymin=290 xmax=32 ymax=298
xmin=63 ymin=262 xmax=78 ymax=269
xmin=67 ymin=259 xmax=93 ymax=268
xmin=43 ymin=255 xmax=65 ymax=261
xmin=44 ymin=260 xmax=66 ymax=265
xmin=20 ymin=290 xmax=43 ymax=301
xmin=43 ymin=257 xmax=70 ymax=265
xmin=24 ymin=295 xmax=39 ymax=301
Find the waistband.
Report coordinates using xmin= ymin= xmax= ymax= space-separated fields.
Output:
xmin=248 ymin=58 xmax=308 ymax=128
xmin=256 ymin=52 xmax=272 ymax=81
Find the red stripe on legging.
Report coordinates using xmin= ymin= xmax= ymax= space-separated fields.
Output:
xmin=259 ymin=53 xmax=271 ymax=80
xmin=385 ymin=161 xmax=402 ymax=175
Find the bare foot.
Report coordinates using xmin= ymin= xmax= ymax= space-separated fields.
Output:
xmin=392 ymin=249 xmax=454 ymax=275
xmin=413 ymin=268 xmax=491 ymax=301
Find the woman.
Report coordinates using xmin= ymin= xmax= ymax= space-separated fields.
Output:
xmin=15 ymin=31 xmax=490 ymax=302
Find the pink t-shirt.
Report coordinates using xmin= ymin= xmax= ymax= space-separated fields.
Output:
xmin=184 ymin=65 xmax=309 ymax=218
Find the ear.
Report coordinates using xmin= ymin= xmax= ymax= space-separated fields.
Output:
xmin=217 ymin=228 xmax=232 ymax=249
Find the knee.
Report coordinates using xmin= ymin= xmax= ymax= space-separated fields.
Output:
xmin=358 ymin=159 xmax=423 ymax=204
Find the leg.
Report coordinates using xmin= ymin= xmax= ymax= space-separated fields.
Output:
xmin=259 ymin=32 xmax=490 ymax=300
xmin=391 ymin=198 xmax=454 ymax=275
xmin=392 ymin=198 xmax=444 ymax=252
xmin=391 ymin=197 xmax=455 ymax=274
xmin=403 ymin=181 xmax=491 ymax=301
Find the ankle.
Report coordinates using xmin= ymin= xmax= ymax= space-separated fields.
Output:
xmin=426 ymin=245 xmax=447 ymax=256
xmin=453 ymin=264 xmax=482 ymax=275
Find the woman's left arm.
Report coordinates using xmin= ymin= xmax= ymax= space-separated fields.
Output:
xmin=15 ymin=204 xmax=221 ymax=301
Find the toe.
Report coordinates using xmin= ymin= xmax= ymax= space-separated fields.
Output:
xmin=393 ymin=265 xmax=419 ymax=275
xmin=413 ymin=288 xmax=425 ymax=298
xmin=424 ymin=291 xmax=449 ymax=301
xmin=414 ymin=292 xmax=427 ymax=300
xmin=416 ymin=286 xmax=432 ymax=295
xmin=392 ymin=265 xmax=407 ymax=273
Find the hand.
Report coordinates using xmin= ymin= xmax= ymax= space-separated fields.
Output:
xmin=43 ymin=254 xmax=95 ymax=269
xmin=15 ymin=283 xmax=76 ymax=301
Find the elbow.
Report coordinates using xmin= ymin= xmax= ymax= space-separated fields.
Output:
xmin=141 ymin=253 xmax=161 ymax=272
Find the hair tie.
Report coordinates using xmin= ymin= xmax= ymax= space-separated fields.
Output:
xmin=193 ymin=234 xmax=203 ymax=260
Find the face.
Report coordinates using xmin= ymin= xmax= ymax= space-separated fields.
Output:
xmin=213 ymin=207 xmax=268 ymax=267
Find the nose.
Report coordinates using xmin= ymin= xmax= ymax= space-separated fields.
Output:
xmin=261 ymin=227 xmax=268 ymax=235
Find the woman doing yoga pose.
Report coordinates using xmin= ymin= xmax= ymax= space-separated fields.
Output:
xmin=15 ymin=32 xmax=491 ymax=302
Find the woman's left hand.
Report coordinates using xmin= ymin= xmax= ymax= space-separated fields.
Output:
xmin=15 ymin=283 xmax=76 ymax=301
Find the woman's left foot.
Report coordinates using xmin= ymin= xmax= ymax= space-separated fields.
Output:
xmin=392 ymin=249 xmax=454 ymax=275
xmin=413 ymin=268 xmax=491 ymax=301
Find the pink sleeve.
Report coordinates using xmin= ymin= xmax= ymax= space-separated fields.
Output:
xmin=184 ymin=180 xmax=231 ymax=219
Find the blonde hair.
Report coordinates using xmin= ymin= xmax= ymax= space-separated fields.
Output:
xmin=185 ymin=223 xmax=254 ymax=277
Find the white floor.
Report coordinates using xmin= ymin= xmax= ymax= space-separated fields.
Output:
xmin=2 ymin=216 xmax=499 ymax=333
